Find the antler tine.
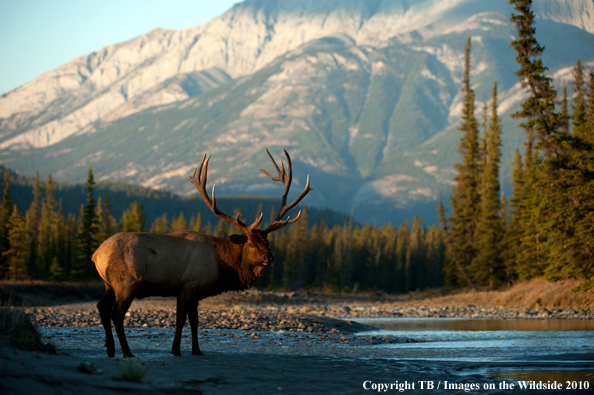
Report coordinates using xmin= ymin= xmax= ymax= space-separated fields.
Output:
xmin=188 ymin=154 xmax=259 ymax=234
xmin=261 ymin=148 xmax=312 ymax=235
xmin=248 ymin=212 xmax=264 ymax=232
xmin=261 ymin=148 xmax=284 ymax=180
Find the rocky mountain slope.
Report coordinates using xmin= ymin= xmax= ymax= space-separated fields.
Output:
xmin=1 ymin=0 xmax=593 ymax=224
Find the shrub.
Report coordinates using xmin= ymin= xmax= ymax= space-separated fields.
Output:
xmin=0 ymin=303 xmax=56 ymax=354
xmin=112 ymin=360 xmax=148 ymax=383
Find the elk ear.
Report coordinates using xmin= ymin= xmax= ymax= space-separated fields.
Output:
xmin=229 ymin=234 xmax=248 ymax=245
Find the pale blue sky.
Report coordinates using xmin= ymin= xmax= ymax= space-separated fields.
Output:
xmin=0 ymin=0 xmax=241 ymax=95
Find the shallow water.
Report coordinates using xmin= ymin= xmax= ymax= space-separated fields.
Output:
xmin=41 ymin=318 xmax=593 ymax=364
xmin=352 ymin=318 xmax=594 ymax=362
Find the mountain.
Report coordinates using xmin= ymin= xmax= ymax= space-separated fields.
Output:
xmin=1 ymin=0 xmax=593 ymax=225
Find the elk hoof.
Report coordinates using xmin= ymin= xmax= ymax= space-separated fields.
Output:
xmin=106 ymin=344 xmax=115 ymax=358
xmin=192 ymin=349 xmax=203 ymax=356
xmin=172 ymin=350 xmax=182 ymax=357
xmin=123 ymin=352 xmax=135 ymax=358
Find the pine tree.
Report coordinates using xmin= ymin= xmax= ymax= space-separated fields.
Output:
xmin=509 ymin=0 xmax=560 ymax=279
xmin=3 ymin=206 xmax=29 ymax=281
xmin=395 ymin=221 xmax=409 ymax=293
xmin=75 ymin=167 xmax=99 ymax=279
xmin=537 ymin=66 xmax=594 ymax=289
xmin=190 ymin=213 xmax=203 ymax=232
xmin=25 ymin=171 xmax=41 ymax=277
xmin=64 ymin=212 xmax=79 ymax=278
xmin=215 ymin=218 xmax=229 ymax=238
xmin=170 ymin=211 xmax=188 ymax=232
xmin=560 ymin=87 xmax=569 ymax=134
xmin=120 ymin=201 xmax=146 ymax=232
xmin=0 ymin=170 xmax=12 ymax=278
xmin=406 ymin=215 xmax=425 ymax=292
xmin=437 ymin=192 xmax=448 ymax=232
xmin=472 ymin=81 xmax=505 ymax=288
xmin=446 ymin=37 xmax=480 ymax=289
xmin=150 ymin=213 xmax=169 ymax=233
xmin=586 ymin=70 xmax=594 ymax=139
xmin=503 ymin=149 xmax=524 ymax=278
xmin=285 ymin=207 xmax=308 ymax=288
xmin=571 ymin=60 xmax=587 ymax=138
xmin=510 ymin=0 xmax=560 ymax=157
xmin=49 ymin=255 xmax=64 ymax=282
xmin=37 ymin=174 xmax=59 ymax=278
xmin=95 ymin=196 xmax=117 ymax=243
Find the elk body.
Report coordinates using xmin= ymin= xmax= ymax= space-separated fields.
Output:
xmin=93 ymin=150 xmax=311 ymax=357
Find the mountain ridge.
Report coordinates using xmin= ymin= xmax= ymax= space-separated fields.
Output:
xmin=1 ymin=0 xmax=593 ymax=225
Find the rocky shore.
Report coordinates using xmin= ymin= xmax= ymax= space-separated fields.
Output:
xmin=27 ymin=291 xmax=593 ymax=339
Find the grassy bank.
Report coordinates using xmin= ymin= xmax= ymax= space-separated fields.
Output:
xmin=410 ymin=278 xmax=593 ymax=312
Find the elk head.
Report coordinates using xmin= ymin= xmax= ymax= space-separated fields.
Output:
xmin=187 ymin=149 xmax=312 ymax=272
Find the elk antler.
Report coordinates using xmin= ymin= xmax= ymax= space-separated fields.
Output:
xmin=188 ymin=155 xmax=263 ymax=234
xmin=260 ymin=149 xmax=312 ymax=235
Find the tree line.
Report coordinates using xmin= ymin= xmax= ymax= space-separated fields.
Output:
xmin=1 ymin=0 xmax=590 ymax=293
xmin=443 ymin=0 xmax=594 ymax=291
xmin=0 ymin=166 xmax=446 ymax=292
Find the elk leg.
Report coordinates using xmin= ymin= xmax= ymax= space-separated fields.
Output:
xmin=97 ymin=286 xmax=116 ymax=357
xmin=171 ymin=291 xmax=192 ymax=356
xmin=112 ymin=294 xmax=135 ymax=358
xmin=188 ymin=298 xmax=202 ymax=355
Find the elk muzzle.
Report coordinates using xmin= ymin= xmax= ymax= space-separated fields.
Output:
xmin=262 ymin=254 xmax=274 ymax=266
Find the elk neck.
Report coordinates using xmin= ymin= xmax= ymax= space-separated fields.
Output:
xmin=214 ymin=238 xmax=261 ymax=293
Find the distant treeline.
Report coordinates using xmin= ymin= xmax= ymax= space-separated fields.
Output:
xmin=442 ymin=2 xmax=594 ymax=292
xmin=0 ymin=166 xmax=446 ymax=292
xmin=1 ymin=166 xmax=349 ymax=229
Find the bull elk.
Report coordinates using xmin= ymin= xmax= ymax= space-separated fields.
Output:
xmin=93 ymin=149 xmax=311 ymax=357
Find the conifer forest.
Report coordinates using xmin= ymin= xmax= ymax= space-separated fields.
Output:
xmin=0 ymin=1 xmax=592 ymax=292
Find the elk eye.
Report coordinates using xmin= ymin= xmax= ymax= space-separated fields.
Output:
xmin=248 ymin=243 xmax=254 ymax=247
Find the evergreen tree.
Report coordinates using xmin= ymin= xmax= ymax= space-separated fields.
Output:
xmin=407 ymin=215 xmax=425 ymax=292
xmin=49 ymin=255 xmax=64 ymax=282
xmin=3 ymin=206 xmax=29 ymax=281
xmin=150 ymin=213 xmax=169 ymax=233
xmin=437 ymin=192 xmax=448 ymax=232
xmin=285 ymin=207 xmax=309 ymax=288
xmin=95 ymin=196 xmax=104 ymax=240
xmin=571 ymin=60 xmax=587 ymax=139
xmin=120 ymin=201 xmax=146 ymax=232
xmin=537 ymin=66 xmax=594 ymax=289
xmin=96 ymin=196 xmax=117 ymax=242
xmin=425 ymin=225 xmax=446 ymax=288
xmin=446 ymin=37 xmax=480 ymax=289
xmin=395 ymin=221 xmax=409 ymax=293
xmin=509 ymin=0 xmax=560 ymax=279
xmin=25 ymin=171 xmax=41 ymax=277
xmin=37 ymin=174 xmax=59 ymax=278
xmin=75 ymin=167 xmax=99 ymax=279
xmin=190 ymin=213 xmax=203 ymax=232
xmin=504 ymin=149 xmax=524 ymax=278
xmin=560 ymin=87 xmax=569 ymax=134
xmin=510 ymin=0 xmax=560 ymax=157
xmin=472 ymin=82 xmax=505 ymax=288
xmin=586 ymin=70 xmax=594 ymax=138
xmin=170 ymin=211 xmax=188 ymax=232
xmin=215 ymin=218 xmax=229 ymax=238
xmin=0 ymin=170 xmax=12 ymax=278
xmin=64 ymin=212 xmax=79 ymax=278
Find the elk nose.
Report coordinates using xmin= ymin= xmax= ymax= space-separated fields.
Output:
xmin=263 ymin=255 xmax=274 ymax=265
